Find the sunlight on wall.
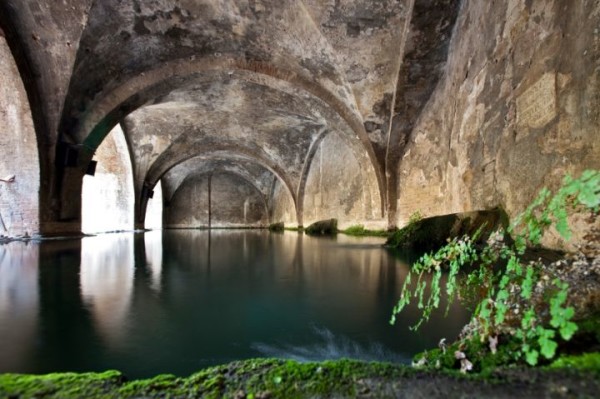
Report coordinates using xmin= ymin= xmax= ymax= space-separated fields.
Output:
xmin=303 ymin=132 xmax=380 ymax=228
xmin=82 ymin=125 xmax=134 ymax=234
xmin=145 ymin=181 xmax=163 ymax=230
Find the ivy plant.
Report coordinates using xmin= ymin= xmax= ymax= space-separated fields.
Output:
xmin=390 ymin=170 xmax=600 ymax=366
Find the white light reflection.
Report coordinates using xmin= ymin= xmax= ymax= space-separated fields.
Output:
xmin=82 ymin=124 xmax=134 ymax=234
xmin=145 ymin=181 xmax=163 ymax=230
xmin=80 ymin=234 xmax=134 ymax=347
xmin=0 ymin=243 xmax=39 ymax=371
xmin=144 ymin=230 xmax=163 ymax=293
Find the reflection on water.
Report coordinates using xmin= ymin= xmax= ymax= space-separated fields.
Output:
xmin=0 ymin=231 xmax=470 ymax=378
xmin=80 ymin=234 xmax=134 ymax=346
xmin=144 ymin=230 xmax=163 ymax=293
xmin=0 ymin=243 xmax=38 ymax=372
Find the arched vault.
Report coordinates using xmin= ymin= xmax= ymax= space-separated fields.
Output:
xmin=0 ymin=0 xmax=466 ymax=233
xmin=143 ymin=151 xmax=298 ymax=226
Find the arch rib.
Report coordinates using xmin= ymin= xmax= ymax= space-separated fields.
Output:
xmin=67 ymin=56 xmax=385 ymax=216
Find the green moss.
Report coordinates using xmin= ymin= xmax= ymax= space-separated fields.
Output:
xmin=386 ymin=217 xmax=458 ymax=252
xmin=341 ymin=225 xmax=389 ymax=237
xmin=118 ymin=373 xmax=181 ymax=397
xmin=0 ymin=370 xmax=124 ymax=399
xmin=576 ymin=314 xmax=600 ymax=341
xmin=548 ymin=353 xmax=600 ymax=373
xmin=3 ymin=357 xmax=600 ymax=398
xmin=412 ymin=335 xmax=528 ymax=376
xmin=183 ymin=358 xmax=415 ymax=398
xmin=385 ymin=209 xmax=508 ymax=252
xmin=0 ymin=359 xmax=416 ymax=399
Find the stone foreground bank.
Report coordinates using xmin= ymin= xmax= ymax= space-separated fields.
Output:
xmin=1 ymin=358 xmax=599 ymax=399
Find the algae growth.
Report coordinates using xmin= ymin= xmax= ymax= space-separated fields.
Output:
xmin=2 ymin=357 xmax=599 ymax=398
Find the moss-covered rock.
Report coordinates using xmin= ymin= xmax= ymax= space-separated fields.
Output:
xmin=304 ymin=219 xmax=337 ymax=236
xmin=385 ymin=208 xmax=509 ymax=253
xmin=268 ymin=222 xmax=285 ymax=232
xmin=2 ymin=358 xmax=600 ymax=398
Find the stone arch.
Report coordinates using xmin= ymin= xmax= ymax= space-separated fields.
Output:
xmin=296 ymin=128 xmax=382 ymax=227
xmin=59 ymin=56 xmax=385 ymax=213
xmin=166 ymin=170 xmax=270 ymax=228
xmin=140 ymin=148 xmax=298 ymax=228
xmin=0 ymin=34 xmax=40 ymax=236
xmin=295 ymin=127 xmax=330 ymax=226
xmin=301 ymin=130 xmax=382 ymax=228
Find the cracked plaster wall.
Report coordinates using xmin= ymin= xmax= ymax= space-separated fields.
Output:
xmin=397 ymin=0 xmax=600 ymax=251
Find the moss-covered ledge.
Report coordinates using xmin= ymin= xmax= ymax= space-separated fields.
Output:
xmin=1 ymin=357 xmax=599 ymax=399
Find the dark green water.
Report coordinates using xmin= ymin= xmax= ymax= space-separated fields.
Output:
xmin=0 ymin=230 xmax=469 ymax=378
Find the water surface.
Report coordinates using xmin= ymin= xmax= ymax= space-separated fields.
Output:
xmin=0 ymin=230 xmax=469 ymax=378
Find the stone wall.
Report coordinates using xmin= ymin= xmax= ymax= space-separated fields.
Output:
xmin=270 ymin=180 xmax=296 ymax=227
xmin=82 ymin=125 xmax=134 ymax=234
xmin=396 ymin=0 xmax=600 ymax=250
xmin=0 ymin=37 xmax=39 ymax=237
xmin=303 ymin=132 xmax=383 ymax=229
xmin=165 ymin=172 xmax=268 ymax=229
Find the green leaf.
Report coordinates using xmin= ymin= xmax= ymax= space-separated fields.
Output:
xmin=521 ymin=266 xmax=535 ymax=300
xmin=560 ymin=322 xmax=578 ymax=341
xmin=525 ymin=349 xmax=539 ymax=366
xmin=539 ymin=334 xmax=558 ymax=359
xmin=554 ymin=216 xmax=571 ymax=240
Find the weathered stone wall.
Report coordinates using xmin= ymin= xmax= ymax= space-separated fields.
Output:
xmin=0 ymin=37 xmax=39 ymax=237
xmin=303 ymin=132 xmax=383 ymax=229
xmin=82 ymin=125 xmax=134 ymax=234
xmin=397 ymin=0 xmax=600 ymax=250
xmin=166 ymin=172 xmax=268 ymax=229
xmin=270 ymin=180 xmax=296 ymax=226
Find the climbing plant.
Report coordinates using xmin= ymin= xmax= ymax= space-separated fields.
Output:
xmin=390 ymin=170 xmax=600 ymax=366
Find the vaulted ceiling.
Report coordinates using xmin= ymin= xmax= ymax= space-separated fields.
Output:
xmin=0 ymin=0 xmax=460 ymax=227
